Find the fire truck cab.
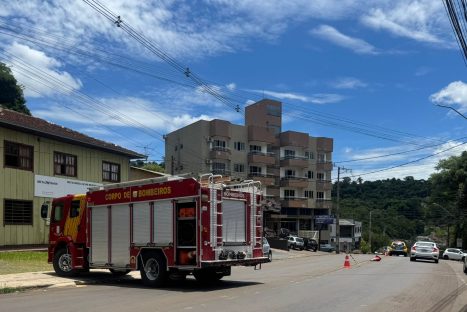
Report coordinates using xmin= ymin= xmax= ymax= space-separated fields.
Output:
xmin=42 ymin=174 xmax=268 ymax=286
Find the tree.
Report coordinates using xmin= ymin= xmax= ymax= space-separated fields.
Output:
xmin=429 ymin=151 xmax=467 ymax=248
xmin=130 ymin=160 xmax=165 ymax=173
xmin=0 ymin=62 xmax=30 ymax=115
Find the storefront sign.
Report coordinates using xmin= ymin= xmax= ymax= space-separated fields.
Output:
xmin=34 ymin=175 xmax=102 ymax=198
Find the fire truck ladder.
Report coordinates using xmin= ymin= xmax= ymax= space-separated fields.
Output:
xmin=200 ymin=174 xmax=224 ymax=251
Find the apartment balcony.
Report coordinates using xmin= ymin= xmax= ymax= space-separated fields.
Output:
xmin=248 ymin=172 xmax=276 ymax=186
xmin=316 ymin=161 xmax=333 ymax=171
xmin=280 ymin=176 xmax=310 ymax=188
xmin=281 ymin=197 xmax=308 ymax=208
xmin=316 ymin=180 xmax=332 ymax=191
xmin=248 ymin=125 xmax=276 ymax=144
xmin=209 ymin=119 xmax=231 ymax=138
xmin=267 ymin=166 xmax=280 ymax=176
xmin=248 ymin=151 xmax=276 ymax=165
xmin=314 ymin=199 xmax=333 ymax=209
xmin=316 ymin=137 xmax=333 ymax=152
xmin=280 ymin=156 xmax=308 ymax=168
xmin=280 ymin=131 xmax=308 ymax=147
xmin=209 ymin=147 xmax=231 ymax=160
xmin=265 ymin=187 xmax=280 ymax=198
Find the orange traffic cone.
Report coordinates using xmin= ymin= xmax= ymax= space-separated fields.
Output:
xmin=371 ymin=255 xmax=382 ymax=261
xmin=343 ymin=255 xmax=351 ymax=269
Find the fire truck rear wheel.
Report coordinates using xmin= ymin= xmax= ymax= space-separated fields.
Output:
xmin=140 ymin=254 xmax=168 ymax=287
xmin=53 ymin=248 xmax=76 ymax=277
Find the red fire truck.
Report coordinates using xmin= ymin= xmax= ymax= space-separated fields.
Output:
xmin=41 ymin=174 xmax=267 ymax=286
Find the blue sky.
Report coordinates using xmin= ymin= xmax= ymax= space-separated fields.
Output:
xmin=0 ymin=0 xmax=466 ymax=181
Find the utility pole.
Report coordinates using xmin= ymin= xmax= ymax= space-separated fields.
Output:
xmin=335 ymin=166 xmax=351 ymax=254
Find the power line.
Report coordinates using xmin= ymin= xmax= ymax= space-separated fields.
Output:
xmin=342 ymin=141 xmax=466 ymax=179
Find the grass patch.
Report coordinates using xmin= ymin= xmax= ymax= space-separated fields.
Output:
xmin=0 ymin=286 xmax=26 ymax=294
xmin=0 ymin=251 xmax=52 ymax=275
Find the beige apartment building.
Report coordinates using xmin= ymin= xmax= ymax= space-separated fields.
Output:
xmin=165 ymin=99 xmax=333 ymax=239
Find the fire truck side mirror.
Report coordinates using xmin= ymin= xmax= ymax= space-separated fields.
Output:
xmin=40 ymin=203 xmax=49 ymax=219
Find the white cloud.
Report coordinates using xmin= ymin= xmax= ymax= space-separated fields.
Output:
xmin=308 ymin=93 xmax=345 ymax=104
xmin=430 ymin=81 xmax=467 ymax=114
xmin=250 ymin=89 xmax=309 ymax=102
xmin=4 ymin=42 xmax=82 ymax=97
xmin=310 ymin=25 xmax=378 ymax=55
xmin=248 ymin=89 xmax=344 ymax=104
xmin=332 ymin=77 xmax=367 ymax=89
xmin=361 ymin=1 xmax=448 ymax=45
xmin=226 ymin=83 xmax=236 ymax=91
xmin=339 ymin=141 xmax=466 ymax=181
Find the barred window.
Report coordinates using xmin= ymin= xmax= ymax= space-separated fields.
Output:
xmin=234 ymin=142 xmax=245 ymax=151
xmin=4 ymin=141 xmax=33 ymax=171
xmin=103 ymin=161 xmax=120 ymax=182
xmin=304 ymin=190 xmax=314 ymax=198
xmin=54 ymin=152 xmax=77 ymax=177
xmin=4 ymin=199 xmax=33 ymax=225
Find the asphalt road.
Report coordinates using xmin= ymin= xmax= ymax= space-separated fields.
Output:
xmin=1 ymin=253 xmax=466 ymax=312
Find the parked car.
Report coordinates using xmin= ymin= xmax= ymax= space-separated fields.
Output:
xmin=442 ymin=248 xmax=466 ymax=261
xmin=464 ymin=254 xmax=467 ymax=274
xmin=410 ymin=241 xmax=439 ymax=263
xmin=389 ymin=240 xmax=408 ymax=257
xmin=262 ymin=237 xmax=272 ymax=262
xmin=304 ymin=238 xmax=318 ymax=252
xmin=320 ymin=244 xmax=336 ymax=252
xmin=287 ymin=236 xmax=305 ymax=250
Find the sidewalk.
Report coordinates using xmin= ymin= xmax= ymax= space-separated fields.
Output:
xmin=0 ymin=249 xmax=331 ymax=291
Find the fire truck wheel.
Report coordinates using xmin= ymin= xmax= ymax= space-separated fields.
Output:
xmin=53 ymin=248 xmax=76 ymax=277
xmin=109 ymin=269 xmax=131 ymax=276
xmin=140 ymin=254 xmax=168 ymax=287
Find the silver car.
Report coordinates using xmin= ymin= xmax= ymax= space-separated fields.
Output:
xmin=442 ymin=248 xmax=466 ymax=261
xmin=410 ymin=241 xmax=439 ymax=263
xmin=287 ymin=236 xmax=305 ymax=250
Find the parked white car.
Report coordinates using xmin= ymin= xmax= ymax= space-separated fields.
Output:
xmin=442 ymin=248 xmax=466 ymax=261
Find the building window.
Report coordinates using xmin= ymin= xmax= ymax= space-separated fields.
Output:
xmin=4 ymin=141 xmax=33 ymax=171
xmin=318 ymin=153 xmax=326 ymax=162
xmin=317 ymin=191 xmax=325 ymax=199
xmin=306 ymin=170 xmax=314 ymax=179
xmin=284 ymin=149 xmax=295 ymax=159
xmin=54 ymin=152 xmax=77 ymax=177
xmin=267 ymin=105 xmax=281 ymax=117
xmin=305 ymin=151 xmax=314 ymax=159
xmin=285 ymin=169 xmax=295 ymax=177
xmin=304 ymin=190 xmax=314 ymax=198
xmin=249 ymin=166 xmax=262 ymax=175
xmin=103 ymin=161 xmax=120 ymax=182
xmin=249 ymin=145 xmax=262 ymax=153
xmin=213 ymin=140 xmax=226 ymax=149
xmin=317 ymin=172 xmax=325 ymax=181
xmin=4 ymin=199 xmax=33 ymax=225
xmin=284 ymin=189 xmax=295 ymax=199
xmin=234 ymin=163 xmax=245 ymax=173
xmin=234 ymin=142 xmax=245 ymax=151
